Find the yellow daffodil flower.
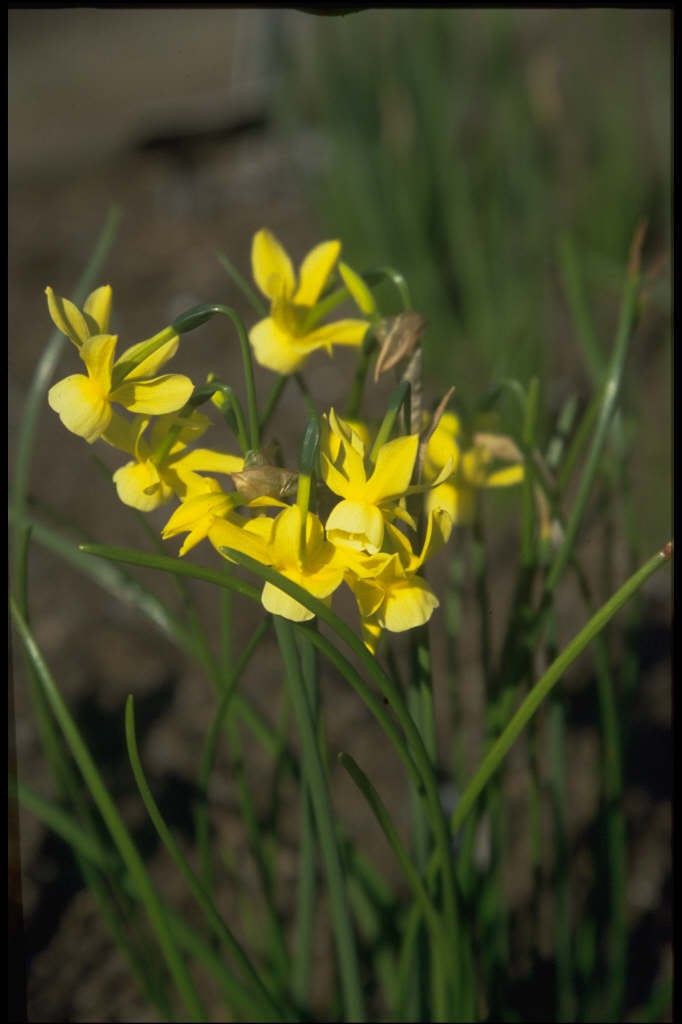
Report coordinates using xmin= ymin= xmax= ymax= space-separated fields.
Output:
xmin=424 ymin=411 xmax=524 ymax=526
xmin=320 ymin=409 xmax=419 ymax=553
xmin=111 ymin=413 xmax=245 ymax=512
xmin=342 ymin=509 xmax=451 ymax=652
xmin=248 ymin=229 xmax=373 ymax=375
xmin=46 ymin=285 xmax=193 ymax=444
xmin=212 ymin=504 xmax=346 ymax=622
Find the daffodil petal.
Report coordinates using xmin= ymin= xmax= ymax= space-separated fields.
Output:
xmin=209 ymin=514 xmax=273 ymax=564
xmin=172 ymin=448 xmax=244 ymax=476
xmin=326 ymin=500 xmax=385 ymax=553
xmin=79 ymin=333 xmax=118 ymax=391
xmin=304 ymin=319 xmax=370 ymax=351
xmin=261 ymin=581 xmax=317 ymax=622
xmin=249 ymin=317 xmax=311 ymax=374
xmin=83 ymin=285 xmax=113 ymax=334
xmin=252 ymin=229 xmax=295 ymax=301
xmin=48 ymin=374 xmax=111 ymax=443
xmin=45 ymin=287 xmax=91 ymax=347
xmin=111 ymin=374 xmax=194 ymax=415
xmin=113 ymin=460 xmax=172 ymax=511
xmin=365 ymin=433 xmax=418 ymax=503
xmin=101 ymin=411 xmax=138 ymax=454
xmin=338 ymin=262 xmax=377 ymax=316
xmin=117 ymin=331 xmax=181 ymax=379
xmin=382 ymin=577 xmax=439 ymax=632
xmin=294 ymin=240 xmax=340 ymax=307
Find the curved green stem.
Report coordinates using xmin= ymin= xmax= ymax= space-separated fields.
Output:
xmin=450 ymin=543 xmax=672 ymax=837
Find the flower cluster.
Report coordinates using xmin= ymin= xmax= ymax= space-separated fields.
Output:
xmin=45 ymin=229 xmax=524 ymax=651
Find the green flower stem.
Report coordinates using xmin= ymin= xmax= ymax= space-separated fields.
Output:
xmin=259 ymin=376 xmax=289 ymax=434
xmin=207 ymin=381 xmax=251 ymax=455
xmin=363 ymin=266 xmax=413 ymax=309
xmin=339 ymin=752 xmax=452 ymax=1021
xmin=449 ymin=543 xmax=672 ymax=838
xmin=368 ymin=379 xmax=411 ymax=466
xmin=13 ymin=776 xmax=284 ymax=1021
xmin=274 ymin=617 xmax=366 ymax=1022
xmin=545 ymin=244 xmax=642 ymax=595
xmin=549 ymin=690 xmax=574 ymax=1023
xmin=226 ymin=709 xmax=293 ymax=997
xmin=292 ymin=629 xmax=321 ymax=1008
xmin=216 ymin=250 xmax=268 ymax=318
xmin=344 ymin=330 xmax=377 ymax=420
xmin=405 ymin=625 xmax=438 ymax=1020
xmin=84 ymin=540 xmax=461 ymax=973
xmin=173 ymin=304 xmax=260 ymax=450
xmin=196 ymin=619 xmax=268 ymax=893
xmin=11 ymin=515 xmax=177 ymax=1017
xmin=125 ymin=695 xmax=290 ymax=1023
xmin=293 ymin=372 xmax=318 ymax=419
xmin=222 ymin=550 xmax=461 ymax=973
xmin=573 ymin=560 xmax=627 ymax=1020
xmin=11 ymin=598 xmax=207 ymax=1024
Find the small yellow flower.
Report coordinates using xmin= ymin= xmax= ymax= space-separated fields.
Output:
xmin=46 ymin=286 xmax=193 ymax=444
xmin=342 ymin=509 xmax=451 ymax=652
xmin=320 ymin=409 xmax=418 ymax=553
xmin=212 ymin=504 xmax=345 ymax=622
xmin=248 ymin=229 xmax=373 ymax=375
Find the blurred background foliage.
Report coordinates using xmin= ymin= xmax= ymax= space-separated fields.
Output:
xmin=269 ymin=7 xmax=671 ymax=549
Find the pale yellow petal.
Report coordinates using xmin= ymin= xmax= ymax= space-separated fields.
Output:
xmin=162 ymin=488 xmax=231 ymax=538
xmin=79 ymin=333 xmax=117 ymax=391
xmin=261 ymin=581 xmax=316 ymax=622
xmin=252 ymin=229 xmax=295 ymax=301
xmin=113 ymin=460 xmax=172 ymax=512
xmin=45 ymin=287 xmax=90 ymax=347
xmin=111 ymin=374 xmax=194 ymax=415
xmin=101 ymin=411 xmax=138 ymax=454
xmin=294 ymin=240 xmax=340 ymax=307
xmin=116 ymin=329 xmax=180 ymax=380
xmin=304 ymin=319 xmax=370 ymax=351
xmin=209 ymin=514 xmax=273 ymax=564
xmin=338 ymin=262 xmax=377 ymax=316
xmin=365 ymin=433 xmax=419 ymax=503
xmin=249 ymin=317 xmax=309 ymax=375
xmin=48 ymin=374 xmax=111 ymax=443
xmin=83 ymin=285 xmax=113 ymax=334
xmin=326 ymin=500 xmax=385 ymax=553
xmin=171 ymin=448 xmax=244 ymax=476
xmin=382 ymin=577 xmax=439 ymax=633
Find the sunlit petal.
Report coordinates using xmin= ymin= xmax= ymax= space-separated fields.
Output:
xmin=252 ymin=229 xmax=296 ymax=301
xmin=111 ymin=373 xmax=194 ymax=414
xmin=294 ymin=240 xmax=340 ymax=307
xmin=83 ymin=285 xmax=113 ymax=334
xmin=48 ymin=374 xmax=111 ymax=443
